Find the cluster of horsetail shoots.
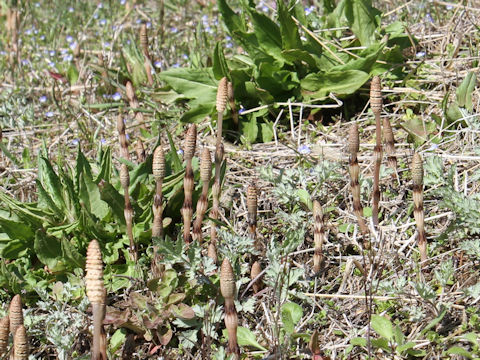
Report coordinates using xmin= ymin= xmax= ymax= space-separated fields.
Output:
xmin=312 ymin=200 xmax=326 ymax=274
xmin=412 ymin=153 xmax=427 ymax=263
xmin=85 ymin=240 xmax=107 ymax=360
xmin=181 ymin=124 xmax=197 ymax=243
xmin=220 ymin=258 xmax=240 ymax=358
xmin=348 ymin=123 xmax=369 ymax=236
xmin=370 ymin=76 xmax=383 ymax=226
xmin=193 ymin=148 xmax=212 ymax=243
xmin=125 ymin=81 xmax=146 ymax=130
xmin=139 ymin=23 xmax=154 ymax=86
xmin=120 ymin=164 xmax=137 ymax=261
xmin=117 ymin=115 xmax=130 ymax=161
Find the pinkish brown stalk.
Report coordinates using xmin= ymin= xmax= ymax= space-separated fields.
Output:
xmin=192 ymin=148 xmax=212 ymax=243
xmin=370 ymin=76 xmax=383 ymax=226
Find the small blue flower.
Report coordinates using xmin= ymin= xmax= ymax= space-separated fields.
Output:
xmin=40 ymin=35 xmax=45 ymax=41
xmin=49 ymin=50 xmax=56 ymax=57
xmin=298 ymin=144 xmax=311 ymax=155
xmin=21 ymin=59 xmax=29 ymax=66
xmin=63 ymin=54 xmax=73 ymax=62
xmin=150 ymin=68 xmax=156 ymax=75
xmin=25 ymin=29 xmax=32 ymax=36
xmin=34 ymin=29 xmax=38 ymax=35
xmin=120 ymin=0 xmax=126 ymax=5
xmin=97 ymin=2 xmax=103 ymax=9
xmin=427 ymin=143 xmax=438 ymax=151
xmin=154 ymin=60 xmax=162 ymax=68
xmin=135 ymin=18 xmax=142 ymax=24
xmin=112 ymin=92 xmax=122 ymax=101
xmin=425 ymin=13 xmax=434 ymax=23
xmin=125 ymin=133 xmax=130 ymax=140
xmin=177 ymin=149 xmax=184 ymax=155
xmin=47 ymin=61 xmax=56 ymax=68
xmin=226 ymin=36 xmax=232 ymax=41
xmin=146 ymin=22 xmax=152 ymax=29
xmin=182 ymin=54 xmax=189 ymax=60
xmin=101 ymin=138 xmax=107 ymax=144
xmin=103 ymin=42 xmax=111 ymax=48
xmin=69 ymin=42 xmax=77 ymax=50
xmin=72 ymin=139 xmax=79 ymax=145
xmin=35 ymin=2 xmax=40 ymax=7
xmin=226 ymin=42 xmax=233 ymax=49
xmin=0 ymin=51 xmax=6 ymax=56
xmin=262 ymin=5 xmax=269 ymax=12
xmin=45 ymin=111 xmax=54 ymax=118
xmin=126 ymin=39 xmax=131 ymax=45
xmin=416 ymin=51 xmax=426 ymax=58
xmin=99 ymin=19 xmax=107 ymax=26
xmin=305 ymin=6 xmax=314 ymax=15
xmin=102 ymin=94 xmax=112 ymax=99
xmin=239 ymin=107 xmax=245 ymax=115
xmin=172 ymin=63 xmax=180 ymax=68
xmin=446 ymin=5 xmax=453 ymax=10
xmin=39 ymin=95 xmax=47 ymax=103
xmin=68 ymin=7 xmax=74 ymax=12
xmin=93 ymin=12 xmax=99 ymax=19
xmin=66 ymin=35 xmax=74 ymax=43
xmin=170 ymin=27 xmax=178 ymax=34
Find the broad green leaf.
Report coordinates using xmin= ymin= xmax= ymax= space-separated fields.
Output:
xmin=38 ymin=157 xmax=66 ymax=212
xmin=218 ymin=0 xmax=246 ymax=35
xmin=0 ymin=216 xmax=34 ymax=241
xmin=110 ymin=329 xmax=127 ymax=353
xmin=235 ymin=326 xmax=267 ymax=351
xmin=96 ymin=146 xmax=112 ymax=183
xmin=371 ymin=314 xmax=393 ymax=340
xmin=456 ymin=72 xmax=476 ymax=111
xmin=241 ymin=115 xmax=258 ymax=143
xmin=249 ymin=10 xmax=283 ymax=61
xmin=301 ymin=70 xmax=369 ymax=98
xmin=297 ymin=189 xmax=313 ymax=210
xmin=2 ymin=239 xmax=29 ymax=259
xmin=213 ymin=42 xmax=229 ymax=80
xmin=343 ymin=0 xmax=380 ymax=46
xmin=371 ymin=337 xmax=390 ymax=351
xmin=159 ymin=68 xmax=217 ymax=122
xmin=99 ymin=181 xmax=125 ymax=224
xmin=350 ymin=337 xmax=367 ymax=346
xmin=61 ymin=238 xmax=84 ymax=269
xmin=281 ymin=49 xmax=317 ymax=68
xmin=34 ymin=231 xmax=63 ymax=271
xmin=444 ymin=346 xmax=473 ymax=358
xmin=401 ymin=116 xmax=436 ymax=147
xmin=396 ymin=341 xmax=416 ymax=353
xmin=277 ymin=0 xmax=302 ymax=50
xmin=67 ymin=64 xmax=79 ymax=85
xmin=281 ymin=302 xmax=303 ymax=334
xmin=260 ymin=122 xmax=274 ymax=143
xmin=79 ymin=169 xmax=109 ymax=220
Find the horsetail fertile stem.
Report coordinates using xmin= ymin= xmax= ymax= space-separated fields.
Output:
xmin=139 ymin=23 xmax=154 ymax=86
xmin=152 ymin=145 xmax=165 ymax=239
xmin=120 ymin=164 xmax=137 ymax=261
xmin=348 ymin=123 xmax=369 ymax=236
xmin=250 ymin=260 xmax=263 ymax=294
xmin=0 ymin=316 xmax=8 ymax=355
xmin=216 ymin=77 xmax=228 ymax=144
xmin=125 ymin=81 xmax=146 ymax=130
xmin=383 ymin=115 xmax=397 ymax=178
xmin=13 ymin=325 xmax=28 ymax=360
xmin=246 ymin=183 xmax=257 ymax=243
xmin=193 ymin=148 xmax=212 ymax=243
xmin=220 ymin=258 xmax=240 ymax=358
xmin=117 ymin=115 xmax=130 ymax=161
xmin=312 ymin=199 xmax=325 ymax=274
xmin=370 ymin=76 xmax=383 ymax=226
xmin=227 ymin=81 xmax=239 ymax=128
xmin=209 ymin=143 xmax=224 ymax=261
xmin=181 ymin=124 xmax=196 ymax=243
xmin=9 ymin=294 xmax=23 ymax=339
xmin=85 ymin=240 xmax=107 ymax=360
xmin=135 ymin=139 xmax=145 ymax=163
xmin=412 ymin=153 xmax=427 ymax=263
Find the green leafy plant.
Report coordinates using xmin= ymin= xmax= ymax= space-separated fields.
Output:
xmin=159 ymin=0 xmax=413 ymax=141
